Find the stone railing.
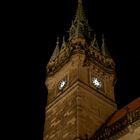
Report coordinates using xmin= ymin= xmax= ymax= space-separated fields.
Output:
xmin=90 ymin=107 xmax=140 ymax=140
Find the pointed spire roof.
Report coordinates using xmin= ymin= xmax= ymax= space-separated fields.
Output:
xmin=91 ymin=34 xmax=100 ymax=51
xmin=101 ymin=34 xmax=111 ymax=57
xmin=50 ymin=37 xmax=60 ymax=61
xmin=60 ymin=36 xmax=67 ymax=52
xmin=69 ymin=0 xmax=91 ymax=40
xmin=75 ymin=0 xmax=87 ymax=22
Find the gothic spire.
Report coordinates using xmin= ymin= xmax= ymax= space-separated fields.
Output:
xmin=69 ymin=0 xmax=91 ymax=40
xmin=75 ymin=0 xmax=86 ymax=22
xmin=101 ymin=34 xmax=111 ymax=57
xmin=50 ymin=37 xmax=60 ymax=61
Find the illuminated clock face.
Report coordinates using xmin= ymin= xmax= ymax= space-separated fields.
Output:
xmin=91 ymin=77 xmax=102 ymax=89
xmin=58 ymin=80 xmax=67 ymax=90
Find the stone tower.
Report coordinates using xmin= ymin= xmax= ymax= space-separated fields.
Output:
xmin=43 ymin=0 xmax=117 ymax=139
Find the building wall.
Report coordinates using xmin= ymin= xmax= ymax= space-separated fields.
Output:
xmin=76 ymin=84 xmax=116 ymax=138
xmin=43 ymin=86 xmax=78 ymax=140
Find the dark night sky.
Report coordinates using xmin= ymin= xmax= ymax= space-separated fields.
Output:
xmin=5 ymin=0 xmax=139 ymax=140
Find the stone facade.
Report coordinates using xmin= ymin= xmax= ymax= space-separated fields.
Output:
xmin=44 ymin=51 xmax=117 ymax=139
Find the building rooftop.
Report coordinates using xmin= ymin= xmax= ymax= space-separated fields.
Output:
xmin=92 ymin=97 xmax=140 ymax=140
xmin=107 ymin=97 xmax=140 ymax=125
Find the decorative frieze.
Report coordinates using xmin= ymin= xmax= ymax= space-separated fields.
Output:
xmin=47 ymin=40 xmax=115 ymax=76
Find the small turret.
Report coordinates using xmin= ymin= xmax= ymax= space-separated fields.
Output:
xmin=49 ymin=37 xmax=60 ymax=61
xmin=60 ymin=36 xmax=67 ymax=52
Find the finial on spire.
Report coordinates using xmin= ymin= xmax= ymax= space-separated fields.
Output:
xmin=78 ymin=0 xmax=82 ymax=4
xmin=56 ymin=37 xmax=59 ymax=46
xmin=60 ymin=36 xmax=67 ymax=51
xmin=94 ymin=34 xmax=96 ymax=39
xmin=102 ymin=33 xmax=104 ymax=40
xmin=62 ymin=36 xmax=65 ymax=42
xmin=101 ymin=34 xmax=111 ymax=57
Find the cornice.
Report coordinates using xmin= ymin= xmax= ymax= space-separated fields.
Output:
xmin=46 ymin=40 xmax=115 ymax=77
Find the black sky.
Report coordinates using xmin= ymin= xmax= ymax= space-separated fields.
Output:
xmin=5 ymin=0 xmax=139 ymax=140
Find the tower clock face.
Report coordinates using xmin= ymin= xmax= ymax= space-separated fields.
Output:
xmin=58 ymin=79 xmax=67 ymax=90
xmin=91 ymin=77 xmax=102 ymax=89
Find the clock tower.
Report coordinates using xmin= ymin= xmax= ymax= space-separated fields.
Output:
xmin=43 ymin=0 xmax=117 ymax=140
